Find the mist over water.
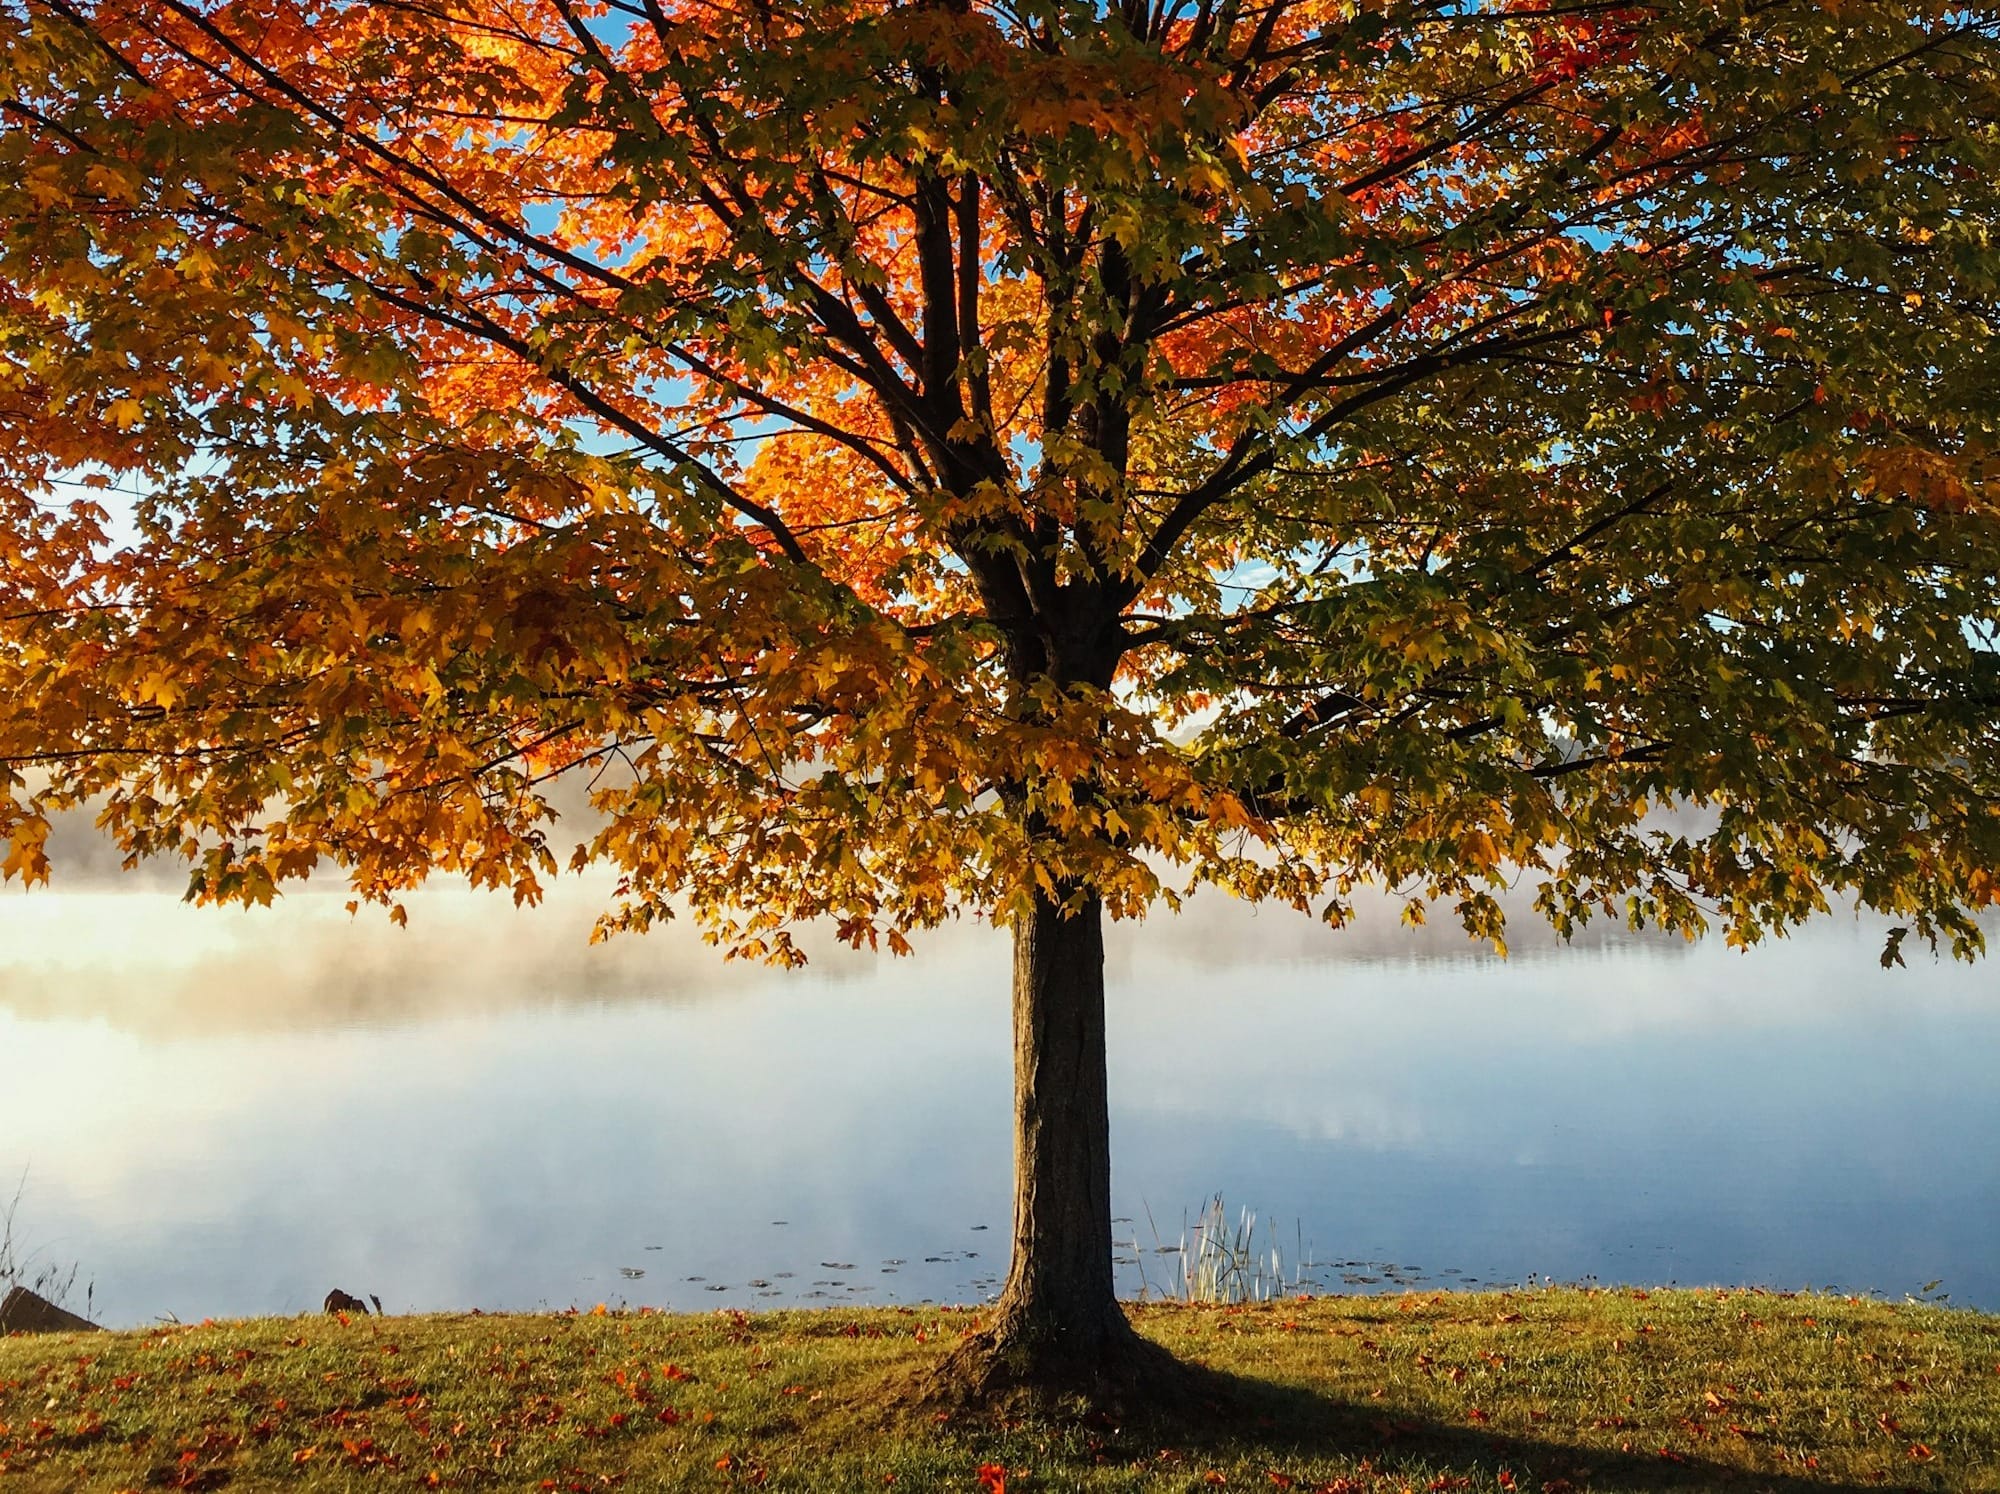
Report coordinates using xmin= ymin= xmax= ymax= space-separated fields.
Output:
xmin=2 ymin=873 xmax=1994 ymax=1326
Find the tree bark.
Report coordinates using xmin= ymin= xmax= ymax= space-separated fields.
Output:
xmin=990 ymin=886 xmax=1127 ymax=1361
xmin=925 ymin=887 xmax=1166 ymax=1402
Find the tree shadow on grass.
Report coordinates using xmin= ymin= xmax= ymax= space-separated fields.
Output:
xmin=1108 ymin=1364 xmax=1898 ymax=1494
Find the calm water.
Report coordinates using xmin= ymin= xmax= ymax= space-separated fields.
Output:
xmin=2 ymin=882 xmax=1995 ymax=1327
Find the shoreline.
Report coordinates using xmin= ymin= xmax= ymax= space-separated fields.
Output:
xmin=5 ymin=1287 xmax=1996 ymax=1490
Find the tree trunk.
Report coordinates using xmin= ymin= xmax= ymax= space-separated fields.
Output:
xmin=990 ymin=886 xmax=1126 ymax=1362
xmin=924 ymin=887 xmax=1177 ymax=1404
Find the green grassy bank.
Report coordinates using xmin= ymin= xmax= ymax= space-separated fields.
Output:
xmin=3 ymin=1289 xmax=1997 ymax=1492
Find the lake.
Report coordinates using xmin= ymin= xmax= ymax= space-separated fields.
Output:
xmin=2 ymin=881 xmax=1995 ymax=1327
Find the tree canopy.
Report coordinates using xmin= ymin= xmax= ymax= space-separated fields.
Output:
xmin=4 ymin=0 xmax=1998 ymax=952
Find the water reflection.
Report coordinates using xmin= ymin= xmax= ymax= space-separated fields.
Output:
xmin=1 ymin=882 xmax=1993 ymax=1325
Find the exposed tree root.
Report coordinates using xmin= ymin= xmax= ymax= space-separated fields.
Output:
xmin=876 ymin=1305 xmax=1234 ymax=1429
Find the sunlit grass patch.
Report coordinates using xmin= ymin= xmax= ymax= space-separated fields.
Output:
xmin=2 ymin=1288 xmax=1996 ymax=1491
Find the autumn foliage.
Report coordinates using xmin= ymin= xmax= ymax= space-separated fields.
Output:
xmin=4 ymin=0 xmax=1998 ymax=960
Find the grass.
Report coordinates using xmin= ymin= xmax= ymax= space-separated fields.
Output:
xmin=1131 ymin=1197 xmax=1298 ymax=1306
xmin=3 ymin=1288 xmax=1998 ymax=1491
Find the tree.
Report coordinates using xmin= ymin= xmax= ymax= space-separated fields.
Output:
xmin=4 ymin=0 xmax=1999 ymax=1399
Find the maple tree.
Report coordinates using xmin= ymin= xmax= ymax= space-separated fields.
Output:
xmin=4 ymin=0 xmax=1999 ymax=1398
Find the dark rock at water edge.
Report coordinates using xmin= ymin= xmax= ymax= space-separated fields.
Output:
xmin=0 ymin=1284 xmax=101 ymax=1335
